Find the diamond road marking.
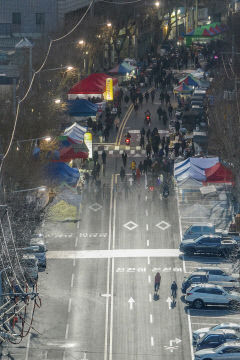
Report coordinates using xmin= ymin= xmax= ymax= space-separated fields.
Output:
xmin=89 ymin=203 xmax=102 ymax=212
xmin=123 ymin=221 xmax=138 ymax=231
xmin=156 ymin=221 xmax=171 ymax=231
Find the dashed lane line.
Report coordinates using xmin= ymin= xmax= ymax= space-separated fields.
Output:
xmin=148 ymin=275 xmax=151 ymax=284
xmin=150 ymin=314 xmax=153 ymax=324
xmin=71 ymin=273 xmax=74 ymax=288
xmin=149 ymin=293 xmax=152 ymax=302
xmin=151 ymin=336 xmax=154 ymax=346
xmin=65 ymin=324 xmax=69 ymax=340
xmin=147 ymin=240 xmax=149 ymax=247
xmin=68 ymin=298 xmax=72 ymax=313
xmin=146 ymin=224 xmax=149 ymax=231
xmin=148 ymin=257 xmax=150 ymax=265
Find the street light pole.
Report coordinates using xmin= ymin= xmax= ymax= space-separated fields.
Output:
xmin=29 ymin=46 xmax=33 ymax=85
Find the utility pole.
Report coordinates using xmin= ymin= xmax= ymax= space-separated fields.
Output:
xmin=195 ymin=0 xmax=198 ymax=29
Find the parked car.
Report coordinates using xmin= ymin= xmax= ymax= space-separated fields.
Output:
xmin=182 ymin=224 xmax=216 ymax=240
xmin=30 ymin=234 xmax=47 ymax=251
xmin=21 ymin=254 xmax=38 ymax=281
xmin=195 ymin=267 xmax=239 ymax=282
xmin=194 ymin=341 xmax=240 ymax=359
xmin=185 ymin=283 xmax=240 ymax=309
xmin=179 ymin=235 xmax=238 ymax=256
xmin=193 ymin=323 xmax=240 ymax=345
xmin=196 ymin=329 xmax=240 ymax=351
xmin=22 ymin=245 xmax=46 ymax=267
xmin=181 ymin=271 xmax=240 ymax=294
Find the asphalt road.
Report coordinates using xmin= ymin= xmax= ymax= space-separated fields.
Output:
xmin=3 ymin=88 xmax=239 ymax=360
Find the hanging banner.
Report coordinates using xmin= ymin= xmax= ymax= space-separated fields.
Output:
xmin=105 ymin=78 xmax=113 ymax=101
xmin=84 ymin=132 xmax=92 ymax=159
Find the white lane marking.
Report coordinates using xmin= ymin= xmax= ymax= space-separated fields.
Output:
xmin=75 ymin=238 xmax=78 ymax=247
xmin=176 ymin=187 xmax=194 ymax=360
xmin=73 ymin=258 xmax=76 ymax=267
xmin=151 ymin=336 xmax=154 ymax=346
xmin=187 ymin=310 xmax=194 ymax=360
xmin=109 ymin=178 xmax=117 ymax=360
xmin=25 ymin=333 xmax=31 ymax=360
xmin=71 ymin=273 xmax=74 ymax=288
xmin=145 ymin=209 xmax=148 ymax=216
xmin=147 ymin=240 xmax=149 ymax=247
xmin=148 ymin=275 xmax=151 ymax=283
xmin=63 ymin=351 xmax=66 ymax=360
xmin=149 ymin=293 xmax=152 ymax=302
xmin=150 ymin=314 xmax=153 ymax=323
xmin=47 ymin=249 xmax=181 ymax=259
xmin=77 ymin=221 xmax=80 ymax=229
xmin=147 ymin=257 xmax=150 ymax=265
xmin=128 ymin=297 xmax=135 ymax=310
xmin=145 ymin=195 xmax=148 ymax=201
xmin=166 ymin=297 xmax=172 ymax=310
xmin=104 ymin=175 xmax=114 ymax=360
xmin=65 ymin=324 xmax=69 ymax=340
xmin=146 ymin=224 xmax=149 ymax=231
xmin=68 ymin=298 xmax=72 ymax=313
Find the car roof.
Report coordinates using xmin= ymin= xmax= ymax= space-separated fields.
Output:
xmin=190 ymin=271 xmax=208 ymax=276
xmin=205 ymin=329 xmax=237 ymax=335
xmin=220 ymin=341 xmax=240 ymax=347
xmin=196 ymin=267 xmax=222 ymax=272
xmin=197 ymin=234 xmax=221 ymax=239
xmin=191 ymin=283 xmax=222 ymax=289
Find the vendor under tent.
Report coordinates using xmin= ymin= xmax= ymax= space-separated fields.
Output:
xmin=179 ymin=74 xmax=200 ymax=87
xmin=204 ymin=163 xmax=234 ymax=184
xmin=45 ymin=162 xmax=80 ymax=187
xmin=68 ymin=73 xmax=118 ymax=100
xmin=109 ymin=61 xmax=136 ymax=75
xmin=60 ymin=122 xmax=87 ymax=144
xmin=184 ymin=22 xmax=226 ymax=46
xmin=173 ymin=83 xmax=193 ymax=95
xmin=67 ymin=99 xmax=98 ymax=117
xmin=52 ymin=143 xmax=89 ymax=162
xmin=174 ymin=157 xmax=219 ymax=172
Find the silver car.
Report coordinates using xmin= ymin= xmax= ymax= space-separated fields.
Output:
xmin=194 ymin=341 xmax=240 ymax=359
xmin=193 ymin=323 xmax=240 ymax=345
xmin=195 ymin=267 xmax=238 ymax=282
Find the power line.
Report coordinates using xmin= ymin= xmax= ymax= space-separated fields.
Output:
xmin=100 ymin=0 xmax=143 ymax=4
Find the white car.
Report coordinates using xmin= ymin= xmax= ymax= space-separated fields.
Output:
xmin=194 ymin=341 xmax=240 ymax=359
xmin=185 ymin=284 xmax=240 ymax=309
xmin=195 ymin=267 xmax=238 ymax=282
xmin=193 ymin=323 xmax=240 ymax=345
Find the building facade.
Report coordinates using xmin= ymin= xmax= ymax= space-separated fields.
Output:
xmin=0 ymin=0 xmax=91 ymax=38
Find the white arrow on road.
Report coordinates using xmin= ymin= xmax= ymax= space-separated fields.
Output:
xmin=166 ymin=297 xmax=172 ymax=309
xmin=128 ymin=297 xmax=135 ymax=310
xmin=170 ymin=338 xmax=182 ymax=346
xmin=129 ymin=177 xmax=134 ymax=186
xmin=81 ymin=353 xmax=88 ymax=360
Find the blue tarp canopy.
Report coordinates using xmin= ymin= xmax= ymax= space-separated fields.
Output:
xmin=67 ymin=99 xmax=98 ymax=117
xmin=45 ymin=162 xmax=80 ymax=186
xmin=174 ymin=157 xmax=219 ymax=183
xmin=174 ymin=157 xmax=219 ymax=171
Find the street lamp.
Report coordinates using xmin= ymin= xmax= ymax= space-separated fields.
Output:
xmin=78 ymin=40 xmax=85 ymax=45
xmin=44 ymin=136 xmax=52 ymax=142
xmin=107 ymin=22 xmax=112 ymax=28
xmin=66 ymin=66 xmax=74 ymax=71
xmin=155 ymin=1 xmax=160 ymax=7
xmin=54 ymin=99 xmax=61 ymax=104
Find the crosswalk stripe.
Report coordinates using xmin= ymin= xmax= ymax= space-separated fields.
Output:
xmin=47 ymin=249 xmax=181 ymax=259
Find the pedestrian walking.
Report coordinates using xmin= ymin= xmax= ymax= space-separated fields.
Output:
xmin=140 ymin=135 xmax=145 ymax=149
xmin=146 ymin=142 xmax=152 ymax=157
xmin=120 ymin=167 xmax=125 ymax=182
xmin=154 ymin=272 xmax=161 ymax=292
xmin=124 ymin=94 xmax=129 ymax=105
xmin=151 ymin=89 xmax=155 ymax=103
xmin=114 ymin=116 xmax=120 ymax=132
xmin=139 ymin=93 xmax=143 ymax=108
xmin=138 ymin=161 xmax=144 ymax=174
xmin=146 ymin=128 xmax=151 ymax=143
xmin=101 ymin=150 xmax=107 ymax=164
xmin=168 ymin=104 xmax=173 ymax=118
xmin=93 ymin=150 xmax=98 ymax=165
xmin=134 ymin=103 xmax=139 ymax=113
xmin=143 ymin=159 xmax=148 ymax=174
xmin=140 ymin=127 xmax=145 ymax=137
xmin=122 ymin=151 xmax=127 ymax=168
xmin=145 ymin=91 xmax=149 ymax=103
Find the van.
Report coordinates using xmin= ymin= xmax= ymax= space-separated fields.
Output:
xmin=21 ymin=254 xmax=38 ymax=281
